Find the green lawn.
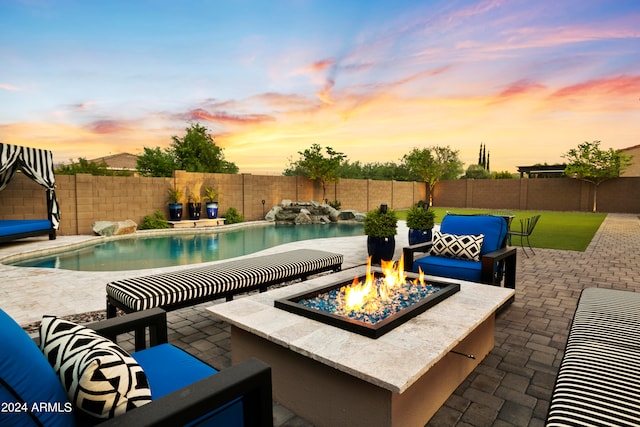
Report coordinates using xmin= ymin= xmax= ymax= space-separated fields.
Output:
xmin=396 ymin=207 xmax=606 ymax=252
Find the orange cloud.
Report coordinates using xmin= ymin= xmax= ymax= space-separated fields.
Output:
xmin=291 ymin=58 xmax=336 ymax=81
xmin=307 ymin=58 xmax=334 ymax=73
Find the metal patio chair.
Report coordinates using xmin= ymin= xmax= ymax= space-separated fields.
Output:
xmin=508 ymin=214 xmax=541 ymax=257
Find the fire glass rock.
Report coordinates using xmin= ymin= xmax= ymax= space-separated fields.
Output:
xmin=298 ymin=278 xmax=442 ymax=325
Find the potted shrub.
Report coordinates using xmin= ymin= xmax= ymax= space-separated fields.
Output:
xmin=167 ymin=187 xmax=183 ymax=221
xmin=363 ymin=204 xmax=398 ymax=264
xmin=187 ymin=189 xmax=201 ymax=220
xmin=203 ymin=186 xmax=219 ymax=219
xmin=406 ymin=203 xmax=436 ymax=245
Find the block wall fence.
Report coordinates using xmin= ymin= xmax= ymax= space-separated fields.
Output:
xmin=433 ymin=177 xmax=640 ymax=213
xmin=1 ymin=172 xmax=637 ymax=236
xmin=0 ymin=171 xmax=426 ymax=235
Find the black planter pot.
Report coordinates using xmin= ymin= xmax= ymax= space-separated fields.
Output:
xmin=408 ymin=228 xmax=433 ymax=245
xmin=367 ymin=236 xmax=395 ymax=264
xmin=168 ymin=203 xmax=183 ymax=221
xmin=188 ymin=202 xmax=201 ymax=220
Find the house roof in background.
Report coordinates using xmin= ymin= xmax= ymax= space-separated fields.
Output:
xmin=619 ymin=144 xmax=640 ymax=153
xmin=89 ymin=153 xmax=138 ymax=170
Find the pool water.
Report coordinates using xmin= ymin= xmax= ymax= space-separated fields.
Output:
xmin=11 ymin=223 xmax=363 ymax=271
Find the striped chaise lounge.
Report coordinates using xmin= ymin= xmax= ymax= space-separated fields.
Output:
xmin=106 ymin=249 xmax=343 ymax=318
xmin=546 ymin=288 xmax=640 ymax=426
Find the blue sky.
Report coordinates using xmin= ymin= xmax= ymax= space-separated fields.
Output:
xmin=1 ymin=0 xmax=639 ymax=174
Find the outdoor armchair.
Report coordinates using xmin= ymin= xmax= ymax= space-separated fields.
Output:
xmin=1 ymin=307 xmax=273 ymax=427
xmin=403 ymin=214 xmax=516 ymax=289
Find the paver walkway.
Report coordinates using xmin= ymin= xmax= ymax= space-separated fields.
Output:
xmin=163 ymin=214 xmax=640 ymax=426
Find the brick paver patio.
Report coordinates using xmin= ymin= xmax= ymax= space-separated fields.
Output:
xmin=160 ymin=214 xmax=640 ymax=426
xmin=12 ymin=214 xmax=636 ymax=426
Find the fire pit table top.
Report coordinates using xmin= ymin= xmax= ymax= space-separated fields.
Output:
xmin=207 ymin=266 xmax=514 ymax=394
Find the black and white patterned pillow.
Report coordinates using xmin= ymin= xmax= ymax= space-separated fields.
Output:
xmin=39 ymin=316 xmax=152 ymax=420
xmin=431 ymin=231 xmax=484 ymax=261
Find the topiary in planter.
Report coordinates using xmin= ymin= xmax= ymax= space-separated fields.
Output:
xmin=363 ymin=205 xmax=398 ymax=264
xmin=363 ymin=206 xmax=398 ymax=238
xmin=406 ymin=204 xmax=435 ymax=244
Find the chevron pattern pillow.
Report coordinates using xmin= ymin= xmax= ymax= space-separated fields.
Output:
xmin=39 ymin=317 xmax=152 ymax=421
xmin=431 ymin=231 xmax=484 ymax=261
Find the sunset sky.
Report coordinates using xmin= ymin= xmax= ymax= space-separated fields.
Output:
xmin=1 ymin=0 xmax=639 ymax=174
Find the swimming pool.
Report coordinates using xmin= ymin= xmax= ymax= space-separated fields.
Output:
xmin=10 ymin=223 xmax=364 ymax=271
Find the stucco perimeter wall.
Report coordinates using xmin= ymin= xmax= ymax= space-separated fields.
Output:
xmin=434 ymin=177 xmax=640 ymax=213
xmin=0 ymin=172 xmax=427 ymax=235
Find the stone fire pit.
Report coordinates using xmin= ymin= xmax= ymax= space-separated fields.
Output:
xmin=208 ymin=267 xmax=515 ymax=427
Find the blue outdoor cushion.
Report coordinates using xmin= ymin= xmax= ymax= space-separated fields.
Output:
xmin=132 ymin=343 xmax=243 ymax=427
xmin=415 ymin=254 xmax=482 ymax=282
xmin=0 ymin=309 xmax=75 ymax=427
xmin=439 ymin=214 xmax=507 ymax=255
xmin=0 ymin=220 xmax=51 ymax=237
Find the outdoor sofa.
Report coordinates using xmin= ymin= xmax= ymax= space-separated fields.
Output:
xmin=0 ymin=306 xmax=272 ymax=426
xmin=106 ymin=249 xmax=343 ymax=317
xmin=403 ymin=214 xmax=516 ymax=289
xmin=546 ymin=288 xmax=640 ymax=426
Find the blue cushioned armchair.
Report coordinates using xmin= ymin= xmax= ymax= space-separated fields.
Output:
xmin=0 ymin=307 xmax=272 ymax=427
xmin=403 ymin=214 xmax=516 ymax=289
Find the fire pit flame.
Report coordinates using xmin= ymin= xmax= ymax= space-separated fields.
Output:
xmin=341 ymin=255 xmax=426 ymax=314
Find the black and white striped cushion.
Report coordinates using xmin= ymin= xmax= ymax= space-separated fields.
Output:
xmin=430 ymin=231 xmax=484 ymax=261
xmin=106 ymin=249 xmax=343 ymax=312
xmin=39 ymin=317 xmax=152 ymax=420
xmin=547 ymin=288 xmax=640 ymax=426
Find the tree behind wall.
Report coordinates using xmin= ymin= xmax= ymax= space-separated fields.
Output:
xmin=136 ymin=147 xmax=177 ymax=177
xmin=284 ymin=143 xmax=346 ymax=201
xmin=402 ymin=146 xmax=463 ymax=205
xmin=137 ymin=123 xmax=239 ymax=177
xmin=564 ymin=140 xmax=632 ymax=212
xmin=463 ymin=164 xmax=491 ymax=179
xmin=172 ymin=123 xmax=238 ymax=173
